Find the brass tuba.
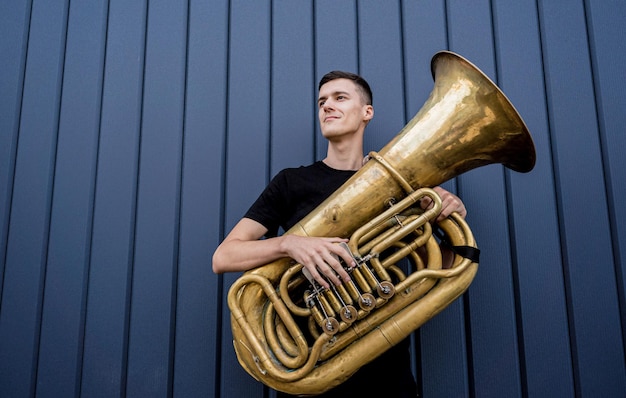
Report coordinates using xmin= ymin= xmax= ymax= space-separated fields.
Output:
xmin=227 ymin=51 xmax=536 ymax=395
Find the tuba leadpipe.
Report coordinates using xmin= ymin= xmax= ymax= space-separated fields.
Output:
xmin=227 ymin=51 xmax=536 ymax=395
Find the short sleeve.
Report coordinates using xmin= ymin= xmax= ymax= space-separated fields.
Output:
xmin=244 ymin=170 xmax=290 ymax=238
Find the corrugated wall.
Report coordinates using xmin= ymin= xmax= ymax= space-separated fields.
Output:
xmin=1 ymin=0 xmax=624 ymax=397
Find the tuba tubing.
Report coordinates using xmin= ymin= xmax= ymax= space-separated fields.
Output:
xmin=227 ymin=51 xmax=536 ymax=395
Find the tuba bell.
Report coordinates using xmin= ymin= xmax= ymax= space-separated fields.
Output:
xmin=227 ymin=51 xmax=536 ymax=395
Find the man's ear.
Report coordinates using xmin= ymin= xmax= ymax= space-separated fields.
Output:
xmin=363 ymin=105 xmax=374 ymax=121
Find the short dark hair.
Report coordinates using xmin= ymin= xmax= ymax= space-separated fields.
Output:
xmin=318 ymin=71 xmax=373 ymax=105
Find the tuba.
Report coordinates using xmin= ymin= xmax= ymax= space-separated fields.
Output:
xmin=227 ymin=51 xmax=536 ymax=395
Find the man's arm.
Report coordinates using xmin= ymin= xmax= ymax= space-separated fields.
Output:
xmin=212 ymin=218 xmax=355 ymax=289
xmin=213 ymin=187 xmax=466 ymax=286
xmin=428 ymin=186 xmax=467 ymax=221
xmin=420 ymin=186 xmax=468 ymax=268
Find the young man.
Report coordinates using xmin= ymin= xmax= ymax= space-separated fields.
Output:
xmin=212 ymin=71 xmax=466 ymax=397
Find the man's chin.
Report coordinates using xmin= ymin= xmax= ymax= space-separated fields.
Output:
xmin=321 ymin=129 xmax=345 ymax=138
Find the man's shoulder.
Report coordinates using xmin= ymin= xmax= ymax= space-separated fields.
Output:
xmin=276 ymin=161 xmax=325 ymax=178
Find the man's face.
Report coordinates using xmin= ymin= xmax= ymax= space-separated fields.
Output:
xmin=317 ymin=78 xmax=373 ymax=140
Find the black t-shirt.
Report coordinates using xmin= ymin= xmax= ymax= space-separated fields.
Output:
xmin=245 ymin=161 xmax=355 ymax=237
xmin=244 ymin=160 xmax=417 ymax=398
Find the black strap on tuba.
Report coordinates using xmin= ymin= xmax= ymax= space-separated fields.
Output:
xmin=434 ymin=226 xmax=481 ymax=263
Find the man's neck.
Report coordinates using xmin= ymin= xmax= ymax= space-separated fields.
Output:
xmin=323 ymin=143 xmax=364 ymax=171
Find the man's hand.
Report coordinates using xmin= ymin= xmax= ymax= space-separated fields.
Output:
xmin=420 ymin=186 xmax=467 ymax=222
xmin=280 ymin=235 xmax=355 ymax=289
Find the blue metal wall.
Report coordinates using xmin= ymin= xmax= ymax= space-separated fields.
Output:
xmin=1 ymin=0 xmax=624 ymax=397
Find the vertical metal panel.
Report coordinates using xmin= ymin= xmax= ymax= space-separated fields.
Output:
xmin=358 ymin=1 xmax=406 ymax=152
xmin=0 ymin=0 xmax=69 ymax=396
xmin=493 ymin=1 xmax=574 ymax=396
xmin=401 ymin=0 xmax=449 ymax=115
xmin=219 ymin=1 xmax=271 ymax=397
xmin=124 ymin=0 xmax=188 ymax=396
xmin=80 ymin=0 xmax=146 ymax=396
xmin=400 ymin=2 xmax=473 ymax=397
xmin=539 ymin=0 xmax=626 ymax=395
xmin=586 ymin=0 xmax=626 ymax=356
xmin=271 ymin=0 xmax=315 ymax=175
xmin=314 ymin=0 xmax=359 ymax=161
xmin=35 ymin=0 xmax=108 ymax=396
xmin=400 ymin=3 xmax=474 ymax=397
xmin=447 ymin=1 xmax=523 ymax=397
xmin=173 ymin=0 xmax=228 ymax=397
xmin=0 ymin=0 xmax=30 ymax=302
